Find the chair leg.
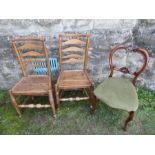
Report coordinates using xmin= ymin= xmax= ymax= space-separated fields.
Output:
xmin=91 ymin=94 xmax=96 ymax=114
xmin=48 ymin=90 xmax=56 ymax=118
xmin=55 ymin=84 xmax=60 ymax=110
xmin=89 ymin=86 xmax=96 ymax=114
xmin=8 ymin=89 xmax=21 ymax=117
xmin=123 ymin=111 xmax=134 ymax=131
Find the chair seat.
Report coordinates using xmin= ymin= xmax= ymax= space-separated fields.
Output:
xmin=12 ymin=75 xmax=49 ymax=95
xmin=94 ymin=77 xmax=138 ymax=111
xmin=57 ymin=70 xmax=92 ymax=89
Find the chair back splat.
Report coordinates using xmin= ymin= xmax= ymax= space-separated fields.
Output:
xmin=109 ymin=44 xmax=149 ymax=85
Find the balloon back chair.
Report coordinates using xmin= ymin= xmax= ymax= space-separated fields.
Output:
xmin=94 ymin=44 xmax=149 ymax=130
xmin=9 ymin=38 xmax=55 ymax=117
xmin=55 ymin=33 xmax=96 ymax=113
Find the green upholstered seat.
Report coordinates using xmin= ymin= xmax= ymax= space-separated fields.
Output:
xmin=94 ymin=77 xmax=139 ymax=112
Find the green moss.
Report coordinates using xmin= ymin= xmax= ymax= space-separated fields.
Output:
xmin=0 ymin=90 xmax=10 ymax=105
xmin=137 ymin=87 xmax=155 ymax=111
xmin=0 ymin=87 xmax=155 ymax=135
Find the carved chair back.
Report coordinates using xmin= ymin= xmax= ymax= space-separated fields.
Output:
xmin=109 ymin=44 xmax=149 ymax=85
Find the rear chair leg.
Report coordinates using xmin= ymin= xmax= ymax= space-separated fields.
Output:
xmin=91 ymin=94 xmax=96 ymax=114
xmin=89 ymin=86 xmax=96 ymax=114
xmin=9 ymin=90 xmax=21 ymax=117
xmin=55 ymin=84 xmax=60 ymax=110
xmin=49 ymin=90 xmax=56 ymax=118
xmin=123 ymin=111 xmax=135 ymax=131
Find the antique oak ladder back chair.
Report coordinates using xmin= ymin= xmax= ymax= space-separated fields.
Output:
xmin=55 ymin=34 xmax=96 ymax=112
xmin=9 ymin=38 xmax=55 ymax=117
xmin=94 ymin=44 xmax=149 ymax=130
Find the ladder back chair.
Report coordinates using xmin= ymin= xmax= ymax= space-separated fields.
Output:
xmin=9 ymin=38 xmax=55 ymax=117
xmin=55 ymin=33 xmax=96 ymax=112
xmin=94 ymin=44 xmax=149 ymax=130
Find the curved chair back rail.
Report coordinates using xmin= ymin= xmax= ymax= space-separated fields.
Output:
xmin=109 ymin=44 xmax=149 ymax=85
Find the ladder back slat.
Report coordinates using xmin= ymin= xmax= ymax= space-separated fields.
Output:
xmin=23 ymin=59 xmax=45 ymax=64
xmin=62 ymin=47 xmax=84 ymax=52
xmin=62 ymin=54 xmax=83 ymax=59
xmin=62 ymin=58 xmax=83 ymax=63
xmin=62 ymin=39 xmax=86 ymax=46
xmin=21 ymin=51 xmax=44 ymax=57
xmin=18 ymin=44 xmax=43 ymax=50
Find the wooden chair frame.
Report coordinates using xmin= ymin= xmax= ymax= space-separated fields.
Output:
xmin=9 ymin=38 xmax=55 ymax=117
xmin=55 ymin=33 xmax=96 ymax=113
xmin=109 ymin=44 xmax=149 ymax=130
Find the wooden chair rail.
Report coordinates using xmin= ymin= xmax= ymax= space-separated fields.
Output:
xmin=19 ymin=104 xmax=51 ymax=108
xmin=60 ymin=97 xmax=89 ymax=102
xmin=62 ymin=58 xmax=84 ymax=64
xmin=21 ymin=51 xmax=45 ymax=57
xmin=62 ymin=39 xmax=86 ymax=46
xmin=62 ymin=54 xmax=83 ymax=59
xmin=18 ymin=44 xmax=43 ymax=50
xmin=62 ymin=47 xmax=84 ymax=52
xmin=12 ymin=38 xmax=45 ymax=42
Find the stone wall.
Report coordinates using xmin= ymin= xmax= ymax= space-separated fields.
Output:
xmin=0 ymin=19 xmax=154 ymax=91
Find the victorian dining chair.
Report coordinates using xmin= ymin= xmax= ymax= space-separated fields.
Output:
xmin=55 ymin=33 xmax=96 ymax=113
xmin=94 ymin=44 xmax=149 ymax=130
xmin=9 ymin=38 xmax=55 ymax=117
